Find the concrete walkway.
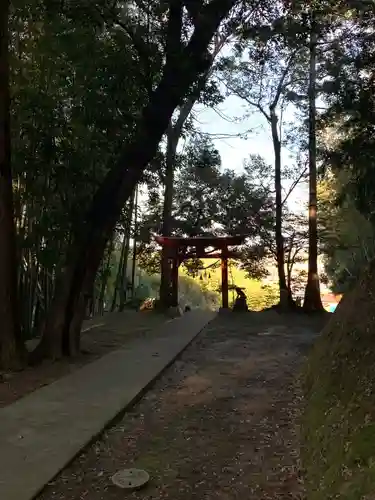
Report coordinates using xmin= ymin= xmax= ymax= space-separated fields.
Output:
xmin=0 ymin=310 xmax=215 ymax=500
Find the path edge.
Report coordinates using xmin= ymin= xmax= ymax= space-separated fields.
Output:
xmin=33 ymin=311 xmax=216 ymax=500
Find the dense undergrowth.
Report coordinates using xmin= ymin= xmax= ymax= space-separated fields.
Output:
xmin=303 ymin=259 xmax=375 ymax=499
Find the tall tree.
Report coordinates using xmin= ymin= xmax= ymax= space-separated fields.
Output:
xmin=138 ymin=143 xmax=275 ymax=282
xmin=158 ymin=0 xmax=280 ymax=307
xmin=33 ymin=0 xmax=238 ymax=359
xmin=303 ymin=10 xmax=323 ymax=311
xmin=159 ymin=35 xmax=226 ymax=307
xmin=10 ymin=1 xmax=153 ymax=341
xmin=219 ymin=12 xmax=307 ymax=306
xmin=320 ymin=2 xmax=375 ymax=222
xmin=0 ymin=0 xmax=23 ymax=368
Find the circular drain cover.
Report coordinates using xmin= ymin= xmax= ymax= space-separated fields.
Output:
xmin=111 ymin=468 xmax=150 ymax=490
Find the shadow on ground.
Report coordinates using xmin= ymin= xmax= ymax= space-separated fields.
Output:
xmin=38 ymin=311 xmax=327 ymax=500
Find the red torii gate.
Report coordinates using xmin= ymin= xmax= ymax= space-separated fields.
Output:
xmin=154 ymin=235 xmax=245 ymax=309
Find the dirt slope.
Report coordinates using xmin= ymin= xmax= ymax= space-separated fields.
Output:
xmin=303 ymin=259 xmax=375 ymax=499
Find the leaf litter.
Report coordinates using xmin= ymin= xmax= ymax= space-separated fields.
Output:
xmin=38 ymin=311 xmax=324 ymax=500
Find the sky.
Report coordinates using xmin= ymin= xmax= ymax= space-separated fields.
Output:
xmin=188 ymin=37 xmax=311 ymax=215
xmin=193 ymin=94 xmax=309 ymax=214
xmin=187 ymin=96 xmax=333 ymax=292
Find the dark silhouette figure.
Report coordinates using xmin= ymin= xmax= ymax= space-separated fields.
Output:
xmin=232 ymin=287 xmax=248 ymax=312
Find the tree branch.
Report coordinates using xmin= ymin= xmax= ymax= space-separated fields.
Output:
xmin=223 ymin=79 xmax=271 ymax=121
xmin=183 ymin=0 xmax=204 ymax=27
xmin=92 ymin=4 xmax=153 ymax=94
xmin=166 ymin=0 xmax=184 ymax=65
xmin=270 ymin=50 xmax=298 ymax=110
xmin=281 ymin=166 xmax=308 ymax=207
xmin=170 ymin=22 xmax=230 ymax=138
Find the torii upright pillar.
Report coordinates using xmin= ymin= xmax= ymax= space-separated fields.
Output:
xmin=221 ymin=247 xmax=229 ymax=309
xmin=170 ymin=253 xmax=179 ymax=307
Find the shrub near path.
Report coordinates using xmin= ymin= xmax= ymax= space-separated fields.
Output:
xmin=38 ymin=311 xmax=325 ymax=500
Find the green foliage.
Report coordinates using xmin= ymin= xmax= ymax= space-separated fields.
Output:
xmin=9 ymin=2 xmax=159 ymax=335
xmin=318 ymin=1 xmax=375 ymax=223
xmin=139 ymin=145 xmax=307 ymax=296
xmin=318 ymin=170 xmax=375 ymax=293
xmin=9 ymin=0 xmax=244 ymax=340
xmin=258 ymin=284 xmax=279 ymax=309
xmin=93 ymin=243 xmax=219 ymax=311
xmin=302 ymin=5 xmax=375 ymax=497
xmin=7 ymin=0 xmax=370 ymax=364
xmin=218 ymin=1 xmax=313 ymax=161
xmin=179 ymin=275 xmax=220 ymax=310
xmin=138 ymin=138 xmax=275 ymax=273
xmin=7 ymin=0 xmax=318 ymax=345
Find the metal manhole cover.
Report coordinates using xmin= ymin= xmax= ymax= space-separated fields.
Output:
xmin=111 ymin=468 xmax=150 ymax=490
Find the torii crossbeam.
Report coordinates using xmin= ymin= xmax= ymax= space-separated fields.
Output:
xmin=154 ymin=234 xmax=245 ymax=309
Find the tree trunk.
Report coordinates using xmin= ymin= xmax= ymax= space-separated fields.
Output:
xmin=160 ymin=124 xmax=179 ymax=307
xmin=98 ymin=238 xmax=114 ymax=315
xmin=270 ymin=110 xmax=288 ymax=307
xmin=303 ymin=13 xmax=324 ymax=312
xmin=36 ymin=0 xmax=236 ymax=359
xmin=130 ymin=184 xmax=139 ymax=297
xmin=0 ymin=0 xmax=24 ymax=369
xmin=159 ymin=34 xmax=227 ymax=308
xmin=112 ymin=192 xmax=134 ymax=311
xmin=111 ymin=231 xmax=126 ymax=311
xmin=118 ymin=231 xmax=131 ymax=310
xmin=119 ymin=191 xmax=135 ymax=310
xmin=287 ymin=267 xmax=292 ymax=293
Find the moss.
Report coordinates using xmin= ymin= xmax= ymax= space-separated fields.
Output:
xmin=302 ymin=259 xmax=375 ymax=499
xmin=133 ymin=435 xmax=180 ymax=480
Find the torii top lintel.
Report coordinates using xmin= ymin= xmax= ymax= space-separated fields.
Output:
xmin=153 ymin=235 xmax=245 ymax=248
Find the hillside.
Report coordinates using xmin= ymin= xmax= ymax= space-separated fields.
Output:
xmin=100 ymin=258 xmax=219 ymax=311
xmin=180 ymin=259 xmax=279 ymax=310
xmin=303 ymin=259 xmax=375 ymax=498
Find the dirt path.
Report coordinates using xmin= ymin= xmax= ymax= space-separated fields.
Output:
xmin=39 ymin=311 xmax=325 ymax=500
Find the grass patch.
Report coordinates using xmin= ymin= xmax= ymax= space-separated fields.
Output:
xmin=302 ymin=260 xmax=375 ymax=499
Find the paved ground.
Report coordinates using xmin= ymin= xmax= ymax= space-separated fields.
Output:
xmin=37 ymin=311 xmax=326 ymax=500
xmin=1 ymin=310 xmax=169 ymax=408
xmin=0 ymin=310 xmax=215 ymax=500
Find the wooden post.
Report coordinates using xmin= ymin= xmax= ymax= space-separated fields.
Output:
xmin=170 ymin=251 xmax=179 ymax=307
xmin=221 ymin=248 xmax=229 ymax=309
